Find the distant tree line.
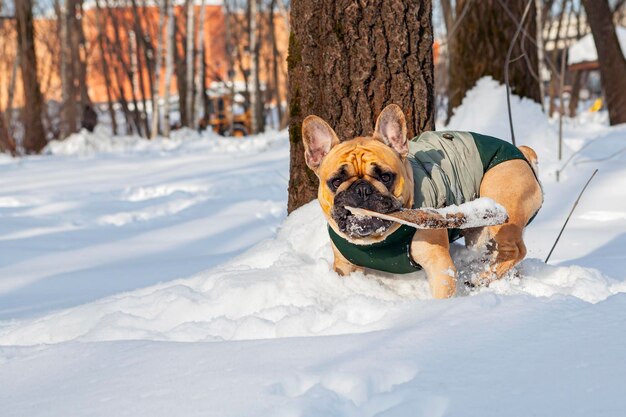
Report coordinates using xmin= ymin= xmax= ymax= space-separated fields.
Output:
xmin=0 ymin=0 xmax=289 ymax=155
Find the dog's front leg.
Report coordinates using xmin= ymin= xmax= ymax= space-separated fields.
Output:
xmin=331 ymin=241 xmax=364 ymax=276
xmin=410 ymin=229 xmax=457 ymax=299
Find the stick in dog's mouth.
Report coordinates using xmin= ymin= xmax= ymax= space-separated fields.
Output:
xmin=345 ymin=198 xmax=509 ymax=230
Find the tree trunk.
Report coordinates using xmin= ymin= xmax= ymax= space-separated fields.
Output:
xmin=447 ymin=0 xmax=541 ymax=119
xmin=582 ymin=0 xmax=626 ymax=125
xmin=163 ymin=0 xmax=174 ymax=137
xmin=194 ymin=0 xmax=207 ymax=129
xmin=59 ymin=0 xmax=77 ymax=138
xmin=0 ymin=109 xmax=16 ymax=156
xmin=94 ymin=0 xmax=118 ymax=135
xmin=568 ymin=70 xmax=582 ymax=117
xmin=287 ymin=0 xmax=435 ymax=213
xmin=151 ymin=0 xmax=166 ymax=139
xmin=249 ymin=0 xmax=263 ymax=134
xmin=5 ymin=46 xmax=20 ymax=137
xmin=74 ymin=1 xmax=90 ymax=112
xmin=223 ymin=2 xmax=236 ymax=134
xmin=185 ymin=0 xmax=195 ymax=128
xmin=269 ymin=0 xmax=283 ymax=129
xmin=175 ymin=18 xmax=188 ymax=128
xmin=16 ymin=0 xmax=47 ymax=153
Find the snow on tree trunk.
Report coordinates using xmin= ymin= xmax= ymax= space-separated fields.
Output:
xmin=287 ymin=0 xmax=435 ymax=213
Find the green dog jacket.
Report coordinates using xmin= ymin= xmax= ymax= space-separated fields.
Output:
xmin=328 ymin=131 xmax=529 ymax=274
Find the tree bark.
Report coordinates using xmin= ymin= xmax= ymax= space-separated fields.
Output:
xmin=447 ymin=0 xmax=541 ymax=120
xmin=287 ymin=0 xmax=435 ymax=213
xmin=582 ymin=0 xmax=626 ymax=125
xmin=16 ymin=0 xmax=47 ymax=153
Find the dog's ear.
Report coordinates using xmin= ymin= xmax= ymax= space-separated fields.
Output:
xmin=302 ymin=115 xmax=340 ymax=172
xmin=374 ymin=104 xmax=408 ymax=158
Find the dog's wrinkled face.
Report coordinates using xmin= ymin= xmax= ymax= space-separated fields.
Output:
xmin=303 ymin=104 xmax=414 ymax=243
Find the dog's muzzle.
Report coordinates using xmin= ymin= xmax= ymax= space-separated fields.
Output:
xmin=332 ymin=179 xmax=403 ymax=238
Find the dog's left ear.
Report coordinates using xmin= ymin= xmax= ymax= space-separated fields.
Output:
xmin=374 ymin=104 xmax=408 ymax=158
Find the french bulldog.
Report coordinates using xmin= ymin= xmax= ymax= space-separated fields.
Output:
xmin=302 ymin=104 xmax=543 ymax=298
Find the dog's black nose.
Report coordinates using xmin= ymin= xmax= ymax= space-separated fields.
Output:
xmin=352 ymin=179 xmax=374 ymax=201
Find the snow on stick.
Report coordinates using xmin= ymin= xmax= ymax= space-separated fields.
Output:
xmin=346 ymin=198 xmax=508 ymax=230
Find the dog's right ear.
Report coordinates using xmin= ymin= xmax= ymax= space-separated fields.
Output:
xmin=302 ymin=115 xmax=340 ymax=172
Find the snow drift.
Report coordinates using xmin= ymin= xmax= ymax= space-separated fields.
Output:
xmin=1 ymin=202 xmax=624 ymax=347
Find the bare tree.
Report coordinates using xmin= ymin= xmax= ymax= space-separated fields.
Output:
xmin=57 ymin=0 xmax=76 ymax=138
xmin=288 ymin=0 xmax=435 ymax=212
xmin=447 ymin=0 xmax=541 ymax=120
xmin=582 ymin=0 xmax=626 ymax=125
xmin=185 ymin=0 xmax=195 ymax=127
xmin=163 ymin=0 xmax=174 ymax=137
xmin=0 ymin=108 xmax=16 ymax=155
xmin=94 ymin=0 xmax=118 ymax=135
xmin=268 ymin=0 xmax=283 ymax=129
xmin=194 ymin=0 xmax=207 ymax=129
xmin=4 ymin=42 xmax=19 ymax=137
xmin=151 ymin=0 xmax=167 ymax=138
xmin=16 ymin=0 xmax=47 ymax=153
xmin=249 ymin=0 xmax=263 ymax=134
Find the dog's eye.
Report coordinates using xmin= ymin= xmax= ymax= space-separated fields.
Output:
xmin=331 ymin=178 xmax=343 ymax=189
xmin=380 ymin=173 xmax=392 ymax=183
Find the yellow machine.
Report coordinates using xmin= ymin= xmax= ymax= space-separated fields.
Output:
xmin=203 ymin=95 xmax=251 ymax=137
xmin=589 ymin=98 xmax=603 ymax=113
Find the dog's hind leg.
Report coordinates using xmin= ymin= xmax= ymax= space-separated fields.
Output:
xmin=473 ymin=158 xmax=543 ymax=285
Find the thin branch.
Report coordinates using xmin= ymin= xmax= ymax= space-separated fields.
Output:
xmin=545 ymin=169 xmax=599 ymax=263
xmin=503 ymin=0 xmax=533 ymax=146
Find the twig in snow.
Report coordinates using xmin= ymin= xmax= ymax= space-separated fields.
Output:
xmin=503 ymin=0 xmax=534 ymax=146
xmin=545 ymin=169 xmax=599 ymax=263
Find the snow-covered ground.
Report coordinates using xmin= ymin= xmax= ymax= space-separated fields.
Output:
xmin=1 ymin=78 xmax=626 ymax=416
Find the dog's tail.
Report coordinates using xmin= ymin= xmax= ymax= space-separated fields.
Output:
xmin=518 ymin=145 xmax=539 ymax=177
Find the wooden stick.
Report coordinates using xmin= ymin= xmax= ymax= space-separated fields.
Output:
xmin=545 ymin=169 xmax=599 ymax=263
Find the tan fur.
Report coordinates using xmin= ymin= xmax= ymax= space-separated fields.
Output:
xmin=470 ymin=157 xmax=543 ymax=284
xmin=303 ymin=105 xmax=542 ymax=299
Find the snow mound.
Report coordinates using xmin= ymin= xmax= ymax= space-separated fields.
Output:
xmin=1 ymin=202 xmax=623 ymax=347
xmin=445 ymin=77 xmax=564 ymax=162
xmin=44 ymin=126 xmax=286 ymax=157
